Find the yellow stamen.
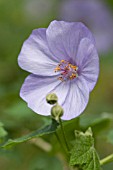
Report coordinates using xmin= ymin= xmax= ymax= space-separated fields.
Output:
xmin=69 ymin=73 xmax=76 ymax=80
xmin=54 ymin=66 xmax=61 ymax=72
xmin=71 ymin=65 xmax=77 ymax=70
xmin=61 ymin=60 xmax=65 ymax=63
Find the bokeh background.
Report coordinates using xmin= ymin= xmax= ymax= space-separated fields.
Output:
xmin=0 ymin=0 xmax=113 ymax=169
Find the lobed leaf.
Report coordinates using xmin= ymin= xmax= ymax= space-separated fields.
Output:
xmin=70 ymin=128 xmax=101 ymax=170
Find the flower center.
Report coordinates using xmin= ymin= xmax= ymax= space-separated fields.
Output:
xmin=54 ymin=60 xmax=78 ymax=81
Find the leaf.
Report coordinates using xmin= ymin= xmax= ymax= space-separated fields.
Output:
xmin=70 ymin=128 xmax=101 ymax=170
xmin=1 ymin=119 xmax=59 ymax=149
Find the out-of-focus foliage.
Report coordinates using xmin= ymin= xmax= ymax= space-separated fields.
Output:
xmin=107 ymin=130 xmax=113 ymax=145
xmin=0 ymin=0 xmax=113 ymax=170
xmin=0 ymin=122 xmax=8 ymax=140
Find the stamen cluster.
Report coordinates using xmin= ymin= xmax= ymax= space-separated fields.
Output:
xmin=55 ymin=60 xmax=78 ymax=81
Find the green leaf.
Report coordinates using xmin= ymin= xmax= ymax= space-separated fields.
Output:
xmin=1 ymin=119 xmax=59 ymax=149
xmin=70 ymin=128 xmax=101 ymax=170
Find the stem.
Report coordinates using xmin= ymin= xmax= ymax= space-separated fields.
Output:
xmin=100 ymin=154 xmax=113 ymax=166
xmin=55 ymin=131 xmax=67 ymax=153
xmin=59 ymin=118 xmax=70 ymax=153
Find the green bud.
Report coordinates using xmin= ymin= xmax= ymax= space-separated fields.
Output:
xmin=46 ymin=93 xmax=58 ymax=105
xmin=51 ymin=104 xmax=64 ymax=121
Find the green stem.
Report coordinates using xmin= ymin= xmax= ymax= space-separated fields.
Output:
xmin=55 ymin=131 xmax=67 ymax=154
xmin=59 ymin=118 xmax=70 ymax=153
xmin=100 ymin=154 xmax=113 ymax=166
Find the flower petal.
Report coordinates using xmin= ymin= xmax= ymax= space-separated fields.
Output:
xmin=20 ymin=74 xmax=70 ymax=116
xmin=76 ymin=38 xmax=99 ymax=91
xmin=18 ymin=28 xmax=59 ymax=76
xmin=62 ymin=77 xmax=89 ymax=120
xmin=46 ymin=20 xmax=95 ymax=63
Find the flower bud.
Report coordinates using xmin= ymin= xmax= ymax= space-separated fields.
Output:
xmin=46 ymin=93 xmax=58 ymax=105
xmin=51 ymin=104 xmax=64 ymax=121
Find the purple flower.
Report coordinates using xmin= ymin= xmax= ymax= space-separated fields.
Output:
xmin=59 ymin=0 xmax=113 ymax=54
xmin=18 ymin=20 xmax=99 ymax=120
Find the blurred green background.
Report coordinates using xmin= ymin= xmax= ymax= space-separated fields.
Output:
xmin=0 ymin=0 xmax=113 ymax=169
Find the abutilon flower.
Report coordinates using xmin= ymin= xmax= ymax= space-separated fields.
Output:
xmin=18 ymin=20 xmax=99 ymax=120
xmin=58 ymin=0 xmax=113 ymax=54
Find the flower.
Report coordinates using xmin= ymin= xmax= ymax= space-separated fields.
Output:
xmin=18 ymin=20 xmax=99 ymax=120
xmin=58 ymin=0 xmax=113 ymax=54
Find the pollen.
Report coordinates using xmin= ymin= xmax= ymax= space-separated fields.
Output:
xmin=54 ymin=60 xmax=78 ymax=81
